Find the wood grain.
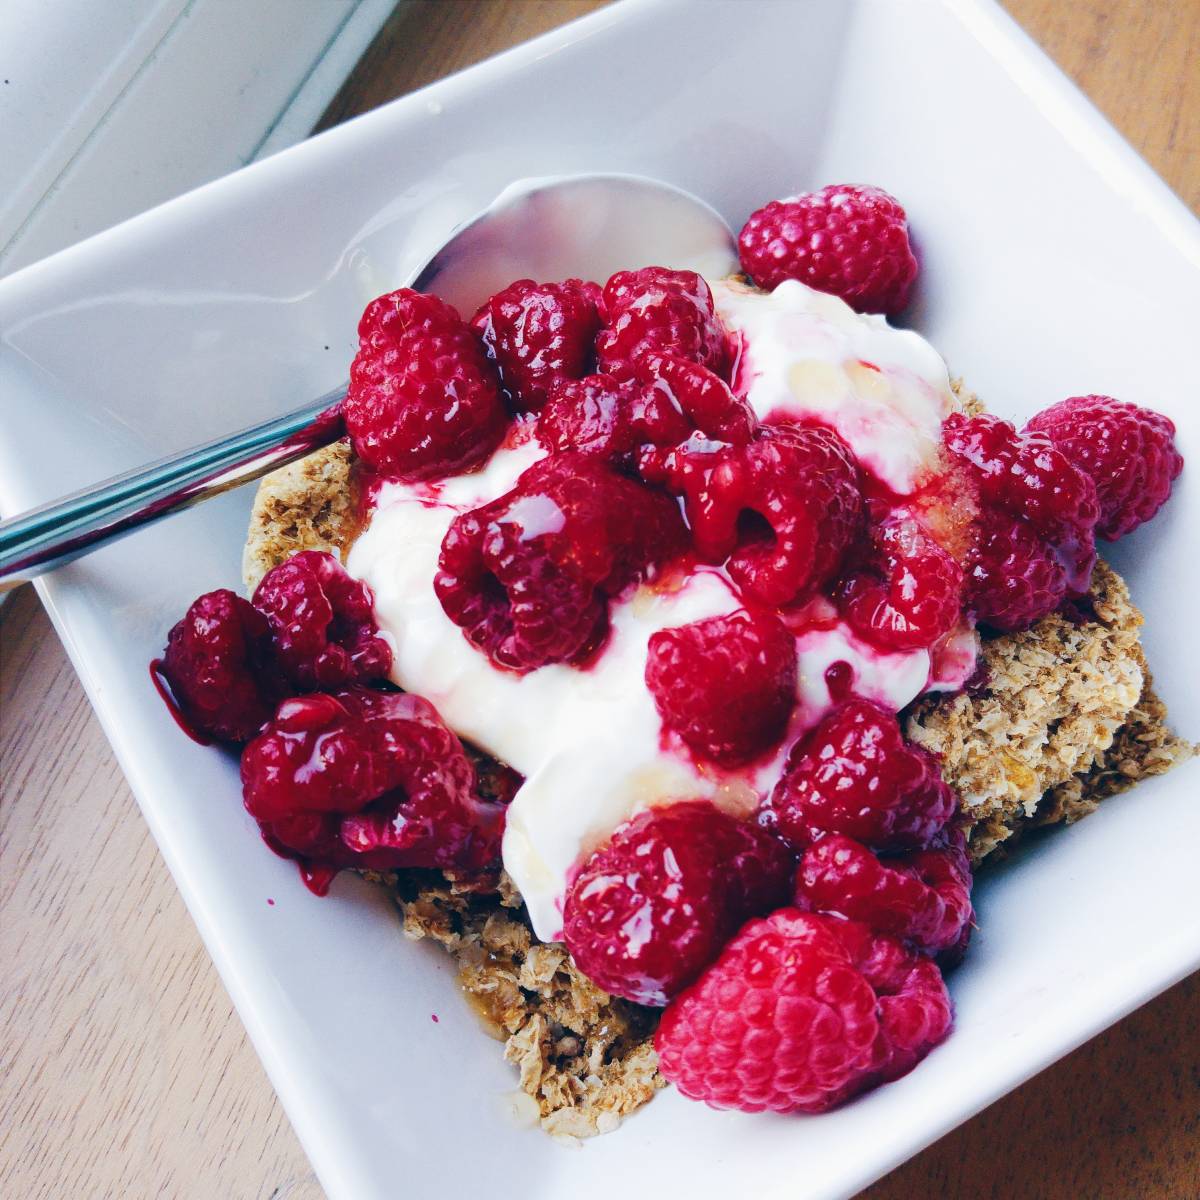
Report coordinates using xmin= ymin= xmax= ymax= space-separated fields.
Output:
xmin=0 ymin=583 xmax=324 ymax=1200
xmin=1 ymin=2 xmax=1197 ymax=1197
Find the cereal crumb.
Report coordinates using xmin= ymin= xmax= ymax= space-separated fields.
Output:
xmin=384 ymin=871 xmax=663 ymax=1138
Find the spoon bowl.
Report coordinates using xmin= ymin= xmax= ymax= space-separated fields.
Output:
xmin=414 ymin=172 xmax=737 ymax=314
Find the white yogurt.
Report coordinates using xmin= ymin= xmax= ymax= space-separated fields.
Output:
xmin=713 ymin=279 xmax=955 ymax=494
xmin=347 ymin=279 xmax=973 ymax=940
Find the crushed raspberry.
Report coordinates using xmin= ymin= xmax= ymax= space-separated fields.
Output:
xmin=655 ymin=909 xmax=951 ymax=1112
xmin=737 ymin=185 xmax=918 ymax=315
xmin=943 ymin=413 xmax=1099 ymax=543
xmin=760 ymin=698 xmax=955 ymax=853
xmin=794 ymin=832 xmax=973 ymax=956
xmin=435 ymin=453 xmax=687 ymax=672
xmin=471 ymin=278 xmax=601 ymax=412
xmin=562 ymin=801 xmax=794 ymax=1006
xmin=838 ymin=516 xmax=964 ymax=652
xmin=159 ymin=589 xmax=281 ymax=743
xmin=344 ymin=289 xmax=508 ymax=480
xmin=241 ymin=688 xmax=503 ymax=884
xmin=634 ymin=353 xmax=756 ymax=444
xmin=595 ymin=267 xmax=729 ymax=382
xmin=905 ymin=457 xmax=982 ymax=566
xmin=1025 ymin=395 xmax=1184 ymax=541
xmin=535 ymin=374 xmax=691 ymax=462
xmin=645 ymin=609 xmax=798 ymax=766
xmin=943 ymin=412 xmax=1098 ymax=594
xmin=966 ymin=509 xmax=1067 ymax=631
xmin=644 ymin=422 xmax=864 ymax=607
xmin=252 ymin=551 xmax=391 ymax=690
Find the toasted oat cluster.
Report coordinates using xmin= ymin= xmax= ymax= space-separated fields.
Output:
xmin=243 ymin=439 xmax=357 ymax=588
xmin=907 ymin=560 xmax=1184 ymax=863
xmin=241 ymin=418 xmax=1190 ymax=1135
xmin=378 ymin=870 xmax=663 ymax=1138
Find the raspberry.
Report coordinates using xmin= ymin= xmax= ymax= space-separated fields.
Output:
xmin=716 ymin=424 xmax=864 ymax=607
xmin=241 ymin=688 xmax=503 ymax=885
xmin=645 ymin=609 xmax=798 ymax=766
xmin=737 ymin=186 xmax=918 ymax=315
xmin=654 ymin=909 xmax=951 ymax=1112
xmin=537 ymin=355 xmax=756 ymax=466
xmin=943 ymin=412 xmax=1098 ymax=593
xmin=838 ymin=516 xmax=964 ymax=652
xmin=595 ymin=267 xmax=729 ymax=382
xmin=821 ymin=917 xmax=955 ymax=1087
xmin=966 ymin=509 xmax=1067 ymax=631
xmin=160 ymin=589 xmax=281 ymax=743
xmin=760 ymin=698 xmax=955 ymax=853
xmin=634 ymin=353 xmax=756 ymax=444
xmin=535 ymin=374 xmax=691 ymax=462
xmin=598 ymin=266 xmax=711 ymax=321
xmin=943 ymin=413 xmax=1099 ymax=542
xmin=562 ymin=802 xmax=794 ymax=1006
xmin=344 ymin=289 xmax=507 ymax=480
xmin=252 ymin=551 xmax=391 ymax=690
xmin=435 ymin=453 xmax=686 ymax=672
xmin=1025 ymin=395 xmax=1184 ymax=540
xmin=471 ymin=278 xmax=601 ymax=412
xmin=794 ymin=832 xmax=973 ymax=956
xmin=645 ymin=423 xmax=864 ymax=606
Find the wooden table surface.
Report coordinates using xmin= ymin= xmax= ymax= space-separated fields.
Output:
xmin=2 ymin=2 xmax=1198 ymax=1197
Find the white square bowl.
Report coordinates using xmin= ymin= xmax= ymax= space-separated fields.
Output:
xmin=1 ymin=2 xmax=1197 ymax=1197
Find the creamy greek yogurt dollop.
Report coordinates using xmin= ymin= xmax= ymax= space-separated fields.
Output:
xmin=346 ymin=279 xmax=975 ymax=941
xmin=715 ymin=278 xmax=954 ymax=494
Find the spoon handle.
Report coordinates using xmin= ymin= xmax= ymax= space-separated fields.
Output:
xmin=0 ymin=385 xmax=347 ymax=591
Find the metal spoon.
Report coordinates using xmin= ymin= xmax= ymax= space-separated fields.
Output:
xmin=0 ymin=173 xmax=737 ymax=590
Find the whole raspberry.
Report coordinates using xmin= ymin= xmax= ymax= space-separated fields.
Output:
xmin=160 ymin=589 xmax=281 ymax=743
xmin=1025 ymin=395 xmax=1184 ymax=540
xmin=645 ymin=609 xmax=798 ymax=766
xmin=344 ymin=289 xmax=508 ymax=480
xmin=943 ymin=412 xmax=1098 ymax=593
xmin=760 ymin=698 xmax=955 ymax=853
xmin=820 ymin=917 xmax=955 ymax=1087
xmin=595 ymin=267 xmax=729 ymax=382
xmin=737 ymin=185 xmax=918 ymax=315
xmin=645 ymin=422 xmax=864 ymax=606
xmin=562 ymin=802 xmax=794 ymax=1006
xmin=655 ymin=909 xmax=952 ymax=1112
xmin=794 ymin=832 xmax=973 ymax=956
xmin=634 ymin=353 xmax=756 ymax=444
xmin=966 ymin=509 xmax=1067 ymax=631
xmin=241 ymin=688 xmax=503 ymax=885
xmin=838 ymin=516 xmax=964 ymax=652
xmin=535 ymin=373 xmax=691 ymax=462
xmin=598 ymin=266 xmax=713 ymax=321
xmin=435 ymin=453 xmax=686 ymax=672
xmin=471 ymin=278 xmax=601 ymax=412
xmin=252 ymin=551 xmax=391 ymax=690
